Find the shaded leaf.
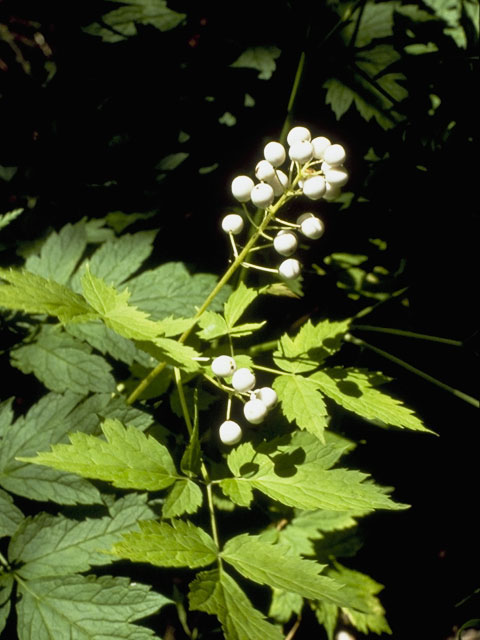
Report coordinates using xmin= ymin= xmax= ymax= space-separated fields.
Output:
xmin=0 ymin=488 xmax=24 ymax=538
xmin=230 ymin=46 xmax=282 ymax=80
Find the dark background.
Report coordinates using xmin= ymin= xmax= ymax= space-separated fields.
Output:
xmin=1 ymin=1 xmax=478 ymax=638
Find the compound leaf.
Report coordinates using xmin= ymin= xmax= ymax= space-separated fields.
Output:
xmin=0 ymin=268 xmax=93 ymax=323
xmin=273 ymin=374 xmax=328 ymax=441
xmin=311 ymin=367 xmax=431 ymax=432
xmin=19 ymin=418 xmax=178 ymax=491
xmin=11 ymin=326 xmax=116 ymax=394
xmin=189 ymin=569 xmax=283 ymax=640
xmin=162 ymin=478 xmax=203 ymax=518
xmin=16 ymin=573 xmax=171 ymax=640
xmin=8 ymin=494 xmax=154 ymax=579
xmin=112 ymin=519 xmax=217 ymax=568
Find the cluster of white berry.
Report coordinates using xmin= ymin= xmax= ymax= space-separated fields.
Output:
xmin=222 ymin=126 xmax=348 ymax=281
xmin=211 ymin=355 xmax=278 ymax=445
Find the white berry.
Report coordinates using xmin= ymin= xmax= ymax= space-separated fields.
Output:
xmin=287 ymin=126 xmax=311 ymax=146
xmin=302 ymin=175 xmax=326 ymax=200
xmin=312 ymin=136 xmax=331 ymax=160
xmin=255 ymin=387 xmax=278 ymax=410
xmin=264 ymin=141 xmax=286 ymax=167
xmin=232 ymin=368 xmax=256 ymax=392
xmin=324 ymin=166 xmax=349 ymax=187
xmin=243 ymin=398 xmax=268 ymax=424
xmin=219 ymin=420 xmax=242 ymax=445
xmin=267 ymin=169 xmax=289 ymax=196
xmin=288 ymin=140 xmax=314 ymax=164
xmin=221 ymin=214 xmax=244 ymax=234
xmin=323 ymin=143 xmax=346 ymax=167
xmin=298 ymin=214 xmax=324 ymax=239
xmin=250 ymin=182 xmax=274 ymax=208
xmin=211 ymin=355 xmax=237 ymax=377
xmin=278 ymin=258 xmax=301 ymax=280
xmin=273 ymin=230 xmax=298 ymax=256
xmin=255 ymin=160 xmax=276 ymax=182
xmin=231 ymin=175 xmax=254 ymax=202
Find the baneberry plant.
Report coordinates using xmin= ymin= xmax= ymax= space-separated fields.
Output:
xmin=0 ymin=126 xmax=435 ymax=640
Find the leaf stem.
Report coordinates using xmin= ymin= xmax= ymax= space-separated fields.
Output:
xmin=173 ymin=368 xmax=193 ymax=437
xmin=352 ymin=324 xmax=463 ymax=347
xmin=0 ymin=550 xmax=9 ymax=567
xmin=345 ymin=334 xmax=479 ymax=408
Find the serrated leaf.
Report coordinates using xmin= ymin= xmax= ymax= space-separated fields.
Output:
xmin=25 ymin=220 xmax=87 ymax=285
xmin=222 ymin=534 xmax=350 ymax=607
xmin=0 ymin=574 xmax=14 ymax=635
xmin=0 ymin=268 xmax=94 ymax=322
xmin=112 ymin=519 xmax=217 ymax=568
xmin=159 ymin=315 xmax=198 ymax=337
xmin=273 ymin=319 xmax=350 ymax=373
xmin=8 ymin=494 xmax=154 ymax=579
xmin=84 ymin=0 xmax=185 ymax=43
xmin=11 ymin=325 xmax=116 ymax=394
xmin=189 ymin=569 xmax=284 ymax=640
xmin=0 ymin=392 xmax=102 ymax=504
xmin=81 ymin=267 xmax=163 ymax=340
xmin=128 ymin=261 xmax=231 ymax=319
xmin=356 ymin=44 xmax=401 ymax=77
xmin=0 ymin=397 xmax=14 ymax=439
xmin=224 ymin=440 xmax=406 ymax=512
xmin=324 ymin=563 xmax=392 ymax=635
xmin=224 ymin=282 xmax=258 ymax=328
xmin=311 ymin=367 xmax=431 ymax=432
xmin=219 ymin=477 xmax=254 ymax=507
xmin=19 ymin=418 xmax=178 ymax=491
xmin=66 ymin=320 xmax=139 ymax=365
xmin=273 ymin=374 xmax=328 ymax=441
xmin=269 ymin=588 xmax=303 ymax=624
xmin=16 ymin=573 xmax=171 ymax=640
xmin=197 ymin=311 xmax=229 ymax=340
xmin=0 ymin=488 xmax=24 ymax=537
xmin=0 ymin=207 xmax=23 ymax=230
xmin=137 ymin=336 xmax=201 ymax=372
xmin=342 ymin=1 xmax=397 ymax=48
xmin=230 ymin=46 xmax=281 ymax=80
xmin=162 ymin=478 xmax=203 ymax=518
xmin=81 ymin=230 xmax=157 ymax=287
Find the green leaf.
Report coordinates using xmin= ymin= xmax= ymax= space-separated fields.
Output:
xmin=219 ymin=477 xmax=254 ymax=507
xmin=189 ymin=569 xmax=284 ymax=640
xmin=342 ymin=1 xmax=397 ymax=47
xmin=273 ymin=319 xmax=351 ymax=373
xmin=84 ymin=0 xmax=186 ymax=43
xmin=197 ymin=311 xmax=228 ymax=340
xmin=16 ymin=574 xmax=171 ymax=640
xmin=0 ymin=392 xmax=102 ymax=504
xmin=112 ymin=519 xmax=217 ymax=568
xmin=65 ymin=320 xmax=139 ymax=365
xmin=137 ymin=336 xmax=201 ymax=372
xmin=230 ymin=46 xmax=282 ymax=80
xmin=25 ymin=220 xmax=87 ymax=285
xmin=0 ymin=488 xmax=24 ymax=537
xmin=224 ymin=282 xmax=258 ymax=328
xmin=323 ymin=563 xmax=392 ymax=635
xmin=0 ymin=397 xmax=14 ymax=439
xmin=0 ymin=268 xmax=94 ymax=323
xmin=223 ymin=439 xmax=406 ymax=512
xmin=0 ymin=574 xmax=14 ymax=635
xmin=422 ymin=0 xmax=471 ymax=46
xmin=11 ymin=326 xmax=116 ymax=394
xmin=311 ymin=367 xmax=431 ymax=432
xmin=273 ymin=374 xmax=328 ymax=441
xmin=162 ymin=478 xmax=203 ymax=518
xmin=127 ymin=261 xmax=231 ymax=319
xmin=81 ymin=267 xmax=163 ymax=340
xmin=81 ymin=230 xmax=157 ymax=287
xmin=180 ymin=412 xmax=202 ymax=477
xmin=269 ymin=588 xmax=304 ymax=624
xmin=19 ymin=418 xmax=178 ymax=491
xmin=0 ymin=207 xmax=23 ymax=230
xmin=8 ymin=494 xmax=154 ymax=579
xmin=222 ymin=534 xmax=349 ymax=607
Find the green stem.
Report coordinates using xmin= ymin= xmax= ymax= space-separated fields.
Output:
xmin=280 ymin=48 xmax=307 ymax=144
xmin=345 ymin=334 xmax=479 ymax=408
xmin=248 ymin=339 xmax=278 ymax=355
xmin=251 ymin=363 xmax=286 ymax=376
xmin=173 ymin=368 xmax=193 ymax=437
xmin=127 ymin=193 xmax=292 ymax=405
xmin=352 ymin=325 xmax=463 ymax=347
xmin=0 ymin=550 xmax=9 ymax=567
